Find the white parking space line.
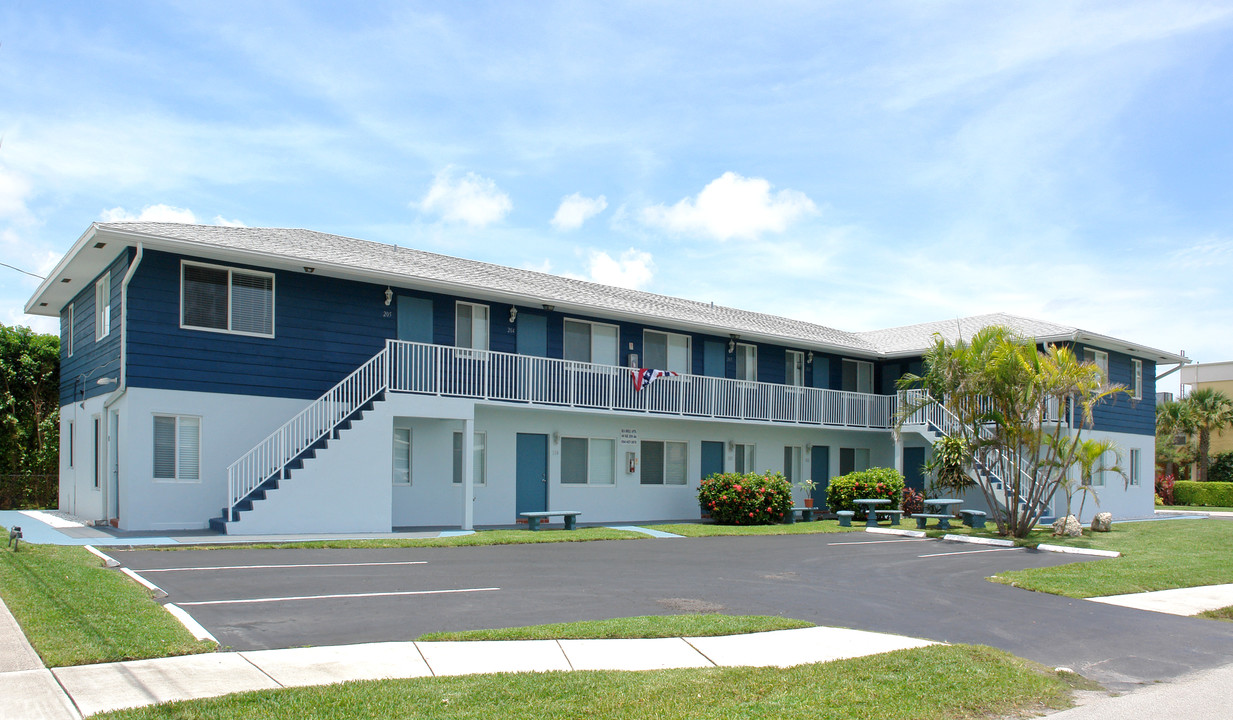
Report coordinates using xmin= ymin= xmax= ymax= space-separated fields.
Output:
xmin=178 ymin=587 xmax=500 ymax=606
xmin=138 ymin=561 xmax=429 ymax=573
xmin=827 ymin=539 xmax=930 ymax=546
xmin=918 ymin=547 xmax=1023 ymax=558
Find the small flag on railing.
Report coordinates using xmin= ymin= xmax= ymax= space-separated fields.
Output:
xmin=632 ymin=368 xmax=678 ymax=391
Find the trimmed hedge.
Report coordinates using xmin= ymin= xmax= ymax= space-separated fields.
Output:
xmin=698 ymin=472 xmax=792 ymax=525
xmin=824 ymin=468 xmax=905 ymax=515
xmin=1173 ymin=481 xmax=1233 ymax=507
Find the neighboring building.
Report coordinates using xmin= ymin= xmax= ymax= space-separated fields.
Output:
xmin=25 ymin=223 xmax=1183 ymax=533
xmin=1180 ymin=361 xmax=1233 ymax=457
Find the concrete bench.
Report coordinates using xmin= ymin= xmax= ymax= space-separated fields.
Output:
xmin=784 ymin=506 xmax=817 ymax=524
xmin=874 ymin=509 xmax=903 ymax=526
xmin=836 ymin=510 xmax=855 ymax=527
xmin=960 ymin=509 xmax=987 ymax=529
xmin=519 ymin=511 xmax=582 ymax=531
xmin=914 ymin=513 xmax=954 ymax=530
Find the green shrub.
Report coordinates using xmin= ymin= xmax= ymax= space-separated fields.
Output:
xmin=1209 ymin=452 xmax=1233 ymax=484
xmin=1173 ymin=481 xmax=1233 ymax=507
xmin=824 ymin=468 xmax=905 ymax=515
xmin=697 ymin=472 xmax=792 ymax=525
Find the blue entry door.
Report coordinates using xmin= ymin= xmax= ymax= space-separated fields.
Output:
xmin=700 ymin=441 xmax=724 ymax=481
xmin=811 ymin=446 xmax=830 ymax=507
xmin=516 ymin=433 xmax=548 ymax=517
xmin=517 ymin=314 xmax=548 ymax=357
xmin=902 ymin=447 xmax=926 ymax=492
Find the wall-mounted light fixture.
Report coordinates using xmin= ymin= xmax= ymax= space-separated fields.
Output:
xmin=509 ymin=306 xmax=518 ymax=323
xmin=542 ymin=303 xmax=555 ymax=312
xmin=807 ymin=351 xmax=814 ymax=364
xmin=552 ymin=431 xmax=560 ymax=444
xmin=384 ymin=287 xmax=393 ymax=306
xmin=303 ymin=266 xmax=315 ymax=274
xmin=96 ymin=377 xmax=117 ymax=386
xmin=727 ymin=440 xmax=734 ymax=451
xmin=728 ymin=334 xmax=739 ymax=353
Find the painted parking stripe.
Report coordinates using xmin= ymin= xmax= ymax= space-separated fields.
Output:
xmin=917 ymin=547 xmax=1023 ymax=558
xmin=827 ymin=539 xmax=929 ymax=546
xmin=178 ymin=586 xmax=499 ymax=606
xmin=139 ymin=561 xmax=429 ymax=573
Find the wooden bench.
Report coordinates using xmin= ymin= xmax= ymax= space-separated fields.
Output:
xmin=961 ymin=509 xmax=987 ymax=529
xmin=784 ymin=506 xmax=817 ymax=524
xmin=519 ymin=511 xmax=582 ymax=531
xmin=875 ymin=509 xmax=903 ymax=526
xmin=914 ymin=513 xmax=953 ymax=530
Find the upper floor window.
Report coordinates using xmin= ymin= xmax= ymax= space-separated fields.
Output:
xmin=1083 ymin=348 xmax=1109 ymax=379
xmin=182 ymin=261 xmax=274 ymax=337
xmin=1131 ymin=359 xmax=1143 ymax=400
xmin=564 ymin=319 xmax=618 ymax=366
xmin=785 ymin=350 xmax=804 ymax=386
xmin=455 ymin=301 xmax=489 ymax=350
xmin=65 ymin=304 xmax=75 ymax=357
xmin=735 ymin=343 xmax=757 ymax=381
xmin=643 ymin=330 xmax=690 ymax=373
xmin=95 ymin=274 xmax=111 ymax=340
xmin=841 ymin=359 xmax=873 ymax=394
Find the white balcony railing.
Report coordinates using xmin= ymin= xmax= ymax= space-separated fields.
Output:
xmin=387 ymin=340 xmax=895 ymax=428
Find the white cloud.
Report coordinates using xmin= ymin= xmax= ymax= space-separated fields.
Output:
xmin=0 ymin=167 xmax=33 ymax=223
xmin=551 ymin=193 xmax=608 ymax=230
xmin=417 ymin=167 xmax=512 ymax=227
xmin=100 ymin=204 xmax=199 ymax=223
xmin=213 ymin=215 xmax=247 ymax=227
xmin=522 ymin=259 xmax=553 ymax=274
xmin=641 ymin=172 xmax=818 ymax=241
xmin=585 ymin=248 xmax=654 ymax=289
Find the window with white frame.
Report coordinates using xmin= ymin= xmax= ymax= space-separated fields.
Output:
xmin=1132 ymin=359 xmax=1143 ymax=400
xmin=563 ymin=319 xmax=619 ymax=366
xmin=733 ymin=443 xmax=756 ymax=473
xmin=783 ymin=446 xmax=802 ymax=485
xmin=392 ymin=428 xmax=412 ymax=485
xmin=785 ymin=350 xmax=804 ymax=386
xmin=841 ymin=359 xmax=873 ymax=393
xmin=1129 ymin=448 xmax=1141 ymax=486
xmin=68 ymin=420 xmax=75 ymax=469
xmin=641 ymin=440 xmax=687 ymax=485
xmin=452 ymin=431 xmax=486 ymax=485
xmin=93 ymin=416 xmax=101 ymax=489
xmin=153 ymin=415 xmax=200 ymax=481
xmin=1083 ymin=348 xmax=1109 ymax=379
xmin=65 ymin=304 xmax=75 ymax=357
xmin=95 ymin=274 xmax=111 ymax=340
xmin=561 ymin=437 xmax=616 ymax=485
xmin=643 ymin=330 xmax=691 ymax=373
xmin=839 ymin=447 xmax=870 ymax=475
xmin=455 ymin=301 xmax=489 ymax=350
xmin=735 ymin=343 xmax=757 ymax=381
xmin=181 ymin=261 xmax=274 ymax=336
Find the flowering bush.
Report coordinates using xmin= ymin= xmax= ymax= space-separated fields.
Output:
xmin=697 ymin=472 xmax=792 ymax=525
xmin=1155 ymin=473 xmax=1175 ymax=506
xmin=900 ymin=487 xmax=924 ymax=517
xmin=824 ymin=468 xmax=905 ymax=517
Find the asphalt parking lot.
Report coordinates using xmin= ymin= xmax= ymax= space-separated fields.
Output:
xmin=115 ymin=533 xmax=1233 ymax=691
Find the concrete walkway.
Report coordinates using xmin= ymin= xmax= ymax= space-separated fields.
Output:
xmin=1088 ymin=583 xmax=1233 ymax=616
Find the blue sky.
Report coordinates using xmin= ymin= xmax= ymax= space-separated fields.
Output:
xmin=3 ymin=1 xmax=1231 ymax=383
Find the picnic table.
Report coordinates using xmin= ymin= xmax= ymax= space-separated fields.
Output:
xmin=915 ymin=499 xmax=962 ymax=530
xmin=854 ymin=498 xmax=891 ymax=528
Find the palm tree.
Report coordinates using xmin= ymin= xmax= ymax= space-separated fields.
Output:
xmin=1156 ymin=400 xmax=1196 ymax=480
xmin=1184 ymin=389 xmax=1233 ymax=482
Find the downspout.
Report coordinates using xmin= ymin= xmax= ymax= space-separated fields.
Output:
xmin=102 ymin=243 xmax=143 ymax=526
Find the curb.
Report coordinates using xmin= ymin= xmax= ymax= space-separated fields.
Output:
xmin=1036 ymin=544 xmax=1121 ymax=558
xmin=84 ymin=544 xmax=121 ymax=567
xmin=163 ymin=604 xmax=218 ymax=644
xmin=942 ymin=534 xmax=1015 ymax=547
xmin=865 ymin=527 xmax=926 ymax=538
xmin=121 ymin=567 xmax=169 ymax=598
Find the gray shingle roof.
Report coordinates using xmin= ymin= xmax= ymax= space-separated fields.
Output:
xmin=98 ymin=222 xmax=878 ymax=352
xmin=856 ymin=313 xmax=1081 ymax=356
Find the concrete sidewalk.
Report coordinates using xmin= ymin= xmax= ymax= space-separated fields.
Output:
xmin=1089 ymin=583 xmax=1233 ymax=616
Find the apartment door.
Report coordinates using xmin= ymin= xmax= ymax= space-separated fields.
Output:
xmin=902 ymin=447 xmax=926 ymax=492
xmin=516 ymin=433 xmax=548 ymax=517
xmin=811 ymin=446 xmax=830 ymax=507
xmin=700 ymin=441 xmax=724 ymax=481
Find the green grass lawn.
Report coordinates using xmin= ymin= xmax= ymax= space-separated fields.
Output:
xmin=418 ymin=614 xmax=813 ymax=641
xmin=989 ymin=518 xmax=1233 ymax=597
xmin=651 ymin=519 xmax=863 ymax=537
xmin=1163 ymin=505 xmax=1233 ymax=513
xmin=93 ymin=644 xmax=1084 ymax=720
xmin=1199 ymin=606 xmax=1233 ymax=622
xmin=179 ymin=526 xmax=645 ymax=550
xmin=0 ymin=532 xmax=215 ymax=667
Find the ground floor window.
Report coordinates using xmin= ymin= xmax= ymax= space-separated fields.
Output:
xmin=733 ymin=443 xmax=756 ymax=473
xmin=93 ymin=416 xmax=101 ymax=488
xmin=561 ymin=437 xmax=616 ymax=485
xmin=392 ymin=428 xmax=411 ymax=485
xmin=641 ymin=440 xmax=687 ymax=485
xmin=783 ymin=445 xmax=802 ymax=484
xmin=1129 ymin=448 xmax=1141 ymax=486
xmin=153 ymin=415 xmax=200 ymax=481
xmin=839 ymin=447 xmax=870 ymax=475
xmin=452 ymin=431 xmax=486 ymax=485
xmin=67 ymin=420 xmax=74 ymax=469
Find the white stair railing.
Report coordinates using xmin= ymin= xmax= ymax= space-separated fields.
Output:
xmin=225 ymin=345 xmax=390 ymax=519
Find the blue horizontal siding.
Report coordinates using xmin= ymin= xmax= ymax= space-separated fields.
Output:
xmin=1073 ymin=344 xmax=1155 ymax=436
xmin=59 ymin=250 xmax=130 ymax=406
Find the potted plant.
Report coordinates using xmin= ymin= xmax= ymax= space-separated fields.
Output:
xmin=795 ymin=478 xmax=818 ymax=508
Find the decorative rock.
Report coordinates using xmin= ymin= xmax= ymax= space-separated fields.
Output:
xmin=1052 ymin=515 xmax=1082 ymax=537
xmin=1091 ymin=512 xmax=1113 ymax=532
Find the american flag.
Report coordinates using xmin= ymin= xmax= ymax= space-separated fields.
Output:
xmin=631 ymin=368 xmax=679 ymax=391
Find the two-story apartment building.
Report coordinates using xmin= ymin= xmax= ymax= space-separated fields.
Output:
xmin=26 ymin=223 xmax=1182 ymax=534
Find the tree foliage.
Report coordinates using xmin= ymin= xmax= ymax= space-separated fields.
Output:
xmin=0 ymin=323 xmax=60 ymax=477
xmin=896 ymin=326 xmax=1126 ymax=538
xmin=1183 ymin=388 xmax=1233 ymax=482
